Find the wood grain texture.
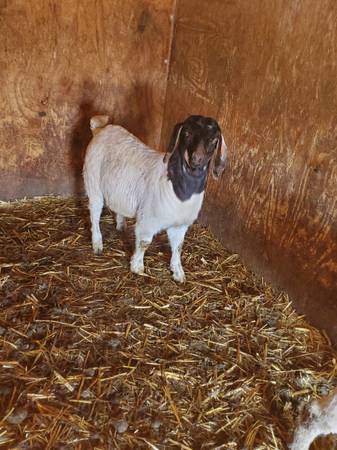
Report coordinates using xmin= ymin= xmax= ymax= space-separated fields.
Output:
xmin=0 ymin=0 xmax=174 ymax=199
xmin=161 ymin=0 xmax=337 ymax=342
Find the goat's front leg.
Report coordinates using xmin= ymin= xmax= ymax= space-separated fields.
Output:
xmin=130 ymin=223 xmax=154 ymax=275
xmin=167 ymin=225 xmax=188 ymax=283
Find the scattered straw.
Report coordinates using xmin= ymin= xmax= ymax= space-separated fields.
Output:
xmin=0 ymin=196 xmax=336 ymax=449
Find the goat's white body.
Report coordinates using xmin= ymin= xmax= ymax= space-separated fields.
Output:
xmin=84 ymin=125 xmax=203 ymax=228
xmin=290 ymin=391 xmax=337 ymax=450
xmin=83 ymin=124 xmax=204 ymax=282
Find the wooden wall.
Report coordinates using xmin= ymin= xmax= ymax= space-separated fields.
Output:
xmin=0 ymin=0 xmax=174 ymax=199
xmin=161 ymin=0 xmax=337 ymax=341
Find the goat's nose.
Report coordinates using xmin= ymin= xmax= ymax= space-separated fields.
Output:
xmin=192 ymin=154 xmax=203 ymax=165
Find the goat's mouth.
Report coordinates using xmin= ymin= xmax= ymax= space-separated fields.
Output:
xmin=183 ymin=158 xmax=208 ymax=174
xmin=182 ymin=149 xmax=208 ymax=174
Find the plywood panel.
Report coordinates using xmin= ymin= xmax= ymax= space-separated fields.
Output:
xmin=0 ymin=0 xmax=173 ymax=199
xmin=161 ymin=0 xmax=337 ymax=341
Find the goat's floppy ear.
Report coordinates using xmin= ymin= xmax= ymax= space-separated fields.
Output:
xmin=212 ymin=135 xmax=227 ymax=180
xmin=163 ymin=122 xmax=183 ymax=163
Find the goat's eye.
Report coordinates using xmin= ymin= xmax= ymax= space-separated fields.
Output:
xmin=208 ymin=138 xmax=218 ymax=152
xmin=184 ymin=130 xmax=193 ymax=143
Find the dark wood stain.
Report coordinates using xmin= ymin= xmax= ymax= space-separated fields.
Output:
xmin=161 ymin=0 xmax=337 ymax=343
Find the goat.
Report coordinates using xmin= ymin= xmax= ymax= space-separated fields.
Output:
xmin=83 ymin=115 xmax=227 ymax=282
xmin=290 ymin=386 xmax=337 ymax=449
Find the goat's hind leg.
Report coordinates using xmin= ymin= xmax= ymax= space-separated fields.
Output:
xmin=130 ymin=222 xmax=154 ymax=275
xmin=116 ymin=213 xmax=125 ymax=231
xmin=88 ymin=195 xmax=104 ymax=255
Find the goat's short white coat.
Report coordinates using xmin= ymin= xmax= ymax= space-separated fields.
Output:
xmin=83 ymin=124 xmax=204 ymax=282
xmin=290 ymin=388 xmax=337 ymax=450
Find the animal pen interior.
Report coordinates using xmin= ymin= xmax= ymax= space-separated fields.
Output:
xmin=1 ymin=0 xmax=337 ymax=449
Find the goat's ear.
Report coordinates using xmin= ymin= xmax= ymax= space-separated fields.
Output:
xmin=212 ymin=135 xmax=227 ymax=180
xmin=163 ymin=122 xmax=183 ymax=163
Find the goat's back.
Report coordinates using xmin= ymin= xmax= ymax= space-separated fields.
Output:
xmin=83 ymin=125 xmax=164 ymax=218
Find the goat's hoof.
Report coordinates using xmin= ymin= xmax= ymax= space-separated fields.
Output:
xmin=172 ymin=270 xmax=186 ymax=284
xmin=130 ymin=259 xmax=144 ymax=275
xmin=171 ymin=263 xmax=185 ymax=283
xmin=93 ymin=242 xmax=103 ymax=255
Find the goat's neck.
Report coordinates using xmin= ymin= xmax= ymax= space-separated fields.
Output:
xmin=167 ymin=152 xmax=208 ymax=202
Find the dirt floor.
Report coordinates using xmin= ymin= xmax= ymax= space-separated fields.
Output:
xmin=0 ymin=196 xmax=336 ymax=449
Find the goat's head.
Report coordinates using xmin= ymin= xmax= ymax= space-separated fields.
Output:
xmin=164 ymin=115 xmax=227 ymax=180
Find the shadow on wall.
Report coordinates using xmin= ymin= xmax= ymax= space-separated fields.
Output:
xmin=69 ymin=100 xmax=103 ymax=196
xmin=69 ymin=81 xmax=154 ymax=196
xmin=117 ymin=81 xmax=153 ymax=146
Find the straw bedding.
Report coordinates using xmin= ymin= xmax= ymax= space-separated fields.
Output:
xmin=0 ymin=196 xmax=336 ymax=449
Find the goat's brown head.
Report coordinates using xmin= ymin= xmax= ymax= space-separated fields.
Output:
xmin=164 ymin=115 xmax=227 ymax=180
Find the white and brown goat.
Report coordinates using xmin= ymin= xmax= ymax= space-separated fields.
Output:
xmin=83 ymin=115 xmax=227 ymax=282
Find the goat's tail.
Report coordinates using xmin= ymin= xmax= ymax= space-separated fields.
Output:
xmin=90 ymin=115 xmax=110 ymax=135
